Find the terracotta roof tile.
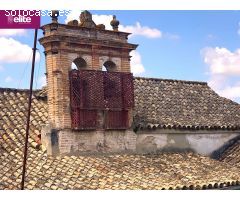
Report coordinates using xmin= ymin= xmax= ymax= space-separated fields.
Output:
xmin=1 ymin=86 xmax=240 ymax=190
xmin=218 ymin=138 xmax=240 ymax=167
xmin=1 ymin=143 xmax=240 ymax=190
xmin=134 ymin=77 xmax=240 ymax=130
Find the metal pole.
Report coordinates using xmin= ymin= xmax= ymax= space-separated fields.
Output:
xmin=21 ymin=29 xmax=38 ymax=190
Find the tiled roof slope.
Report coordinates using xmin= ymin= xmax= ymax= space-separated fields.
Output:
xmin=219 ymin=138 xmax=240 ymax=168
xmin=31 ymin=77 xmax=240 ymax=131
xmin=1 ymin=88 xmax=240 ymax=190
xmin=134 ymin=77 xmax=240 ymax=130
xmin=0 ymin=88 xmax=47 ymax=150
xmin=1 ymin=148 xmax=240 ymax=190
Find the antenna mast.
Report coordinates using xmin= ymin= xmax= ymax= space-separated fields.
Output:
xmin=21 ymin=29 xmax=38 ymax=190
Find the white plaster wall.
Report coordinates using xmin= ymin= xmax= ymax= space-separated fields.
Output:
xmin=42 ymin=124 xmax=240 ymax=156
xmin=137 ymin=134 xmax=168 ymax=151
xmin=136 ymin=131 xmax=240 ymax=156
xmin=186 ymin=133 xmax=239 ymax=155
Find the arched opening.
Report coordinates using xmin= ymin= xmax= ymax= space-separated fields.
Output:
xmin=102 ymin=60 xmax=117 ymax=72
xmin=102 ymin=66 xmax=107 ymax=71
xmin=71 ymin=57 xmax=87 ymax=70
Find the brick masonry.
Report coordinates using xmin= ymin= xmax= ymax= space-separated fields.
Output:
xmin=58 ymin=129 xmax=137 ymax=155
xmin=39 ymin=12 xmax=137 ymax=155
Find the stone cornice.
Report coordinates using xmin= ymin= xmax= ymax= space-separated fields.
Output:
xmin=41 ymin=23 xmax=131 ymax=36
xmin=39 ymin=35 xmax=138 ymax=51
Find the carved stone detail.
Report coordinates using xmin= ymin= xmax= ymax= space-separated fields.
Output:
xmin=99 ymin=56 xmax=121 ymax=71
xmin=82 ymin=54 xmax=92 ymax=68
xmin=79 ymin=10 xmax=96 ymax=29
xmin=68 ymin=53 xmax=93 ymax=69
xmin=111 ymin=57 xmax=121 ymax=70
xmin=99 ymin=56 xmax=109 ymax=67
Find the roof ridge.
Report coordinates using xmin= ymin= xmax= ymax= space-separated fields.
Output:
xmin=211 ymin=135 xmax=240 ymax=160
xmin=0 ymin=76 xmax=208 ymax=93
xmin=0 ymin=87 xmax=41 ymax=93
xmin=134 ymin=76 xmax=208 ymax=85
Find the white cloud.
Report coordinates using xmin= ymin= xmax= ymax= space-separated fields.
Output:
xmin=65 ymin=10 xmax=82 ymax=23
xmin=130 ymin=50 xmax=145 ymax=75
xmin=207 ymin=75 xmax=226 ymax=90
xmin=5 ymin=76 xmax=13 ymax=83
xmin=65 ymin=11 xmax=162 ymax=39
xmin=202 ymin=47 xmax=240 ymax=76
xmin=119 ymin=22 xmax=162 ymax=38
xmin=0 ymin=37 xmax=40 ymax=63
xmin=92 ymin=14 xmax=112 ymax=30
xmin=0 ymin=29 xmax=27 ymax=37
xmin=202 ymin=46 xmax=240 ymax=102
xmin=217 ymin=83 xmax=240 ymax=100
xmin=206 ymin=75 xmax=240 ymax=101
xmin=65 ymin=10 xmax=82 ymax=24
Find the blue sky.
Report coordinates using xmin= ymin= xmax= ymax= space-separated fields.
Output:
xmin=1 ymin=11 xmax=240 ymax=102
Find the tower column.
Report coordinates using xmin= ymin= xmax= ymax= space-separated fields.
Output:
xmin=39 ymin=10 xmax=138 ymax=155
xmin=92 ymin=45 xmax=100 ymax=70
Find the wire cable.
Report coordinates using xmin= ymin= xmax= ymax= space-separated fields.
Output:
xmin=34 ymin=49 xmax=41 ymax=89
xmin=17 ymin=52 xmax=32 ymax=89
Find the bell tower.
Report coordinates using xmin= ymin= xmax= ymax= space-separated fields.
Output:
xmin=39 ymin=11 xmax=138 ymax=155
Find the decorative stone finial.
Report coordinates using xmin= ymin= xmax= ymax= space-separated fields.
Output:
xmin=96 ymin=24 xmax=106 ymax=30
xmin=67 ymin=20 xmax=79 ymax=26
xmin=51 ymin=10 xmax=59 ymax=23
xmin=79 ymin=10 xmax=96 ymax=28
xmin=110 ymin=15 xmax=119 ymax=31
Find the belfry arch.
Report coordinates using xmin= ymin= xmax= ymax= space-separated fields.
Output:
xmin=72 ymin=57 xmax=87 ymax=70
xmin=102 ymin=60 xmax=117 ymax=72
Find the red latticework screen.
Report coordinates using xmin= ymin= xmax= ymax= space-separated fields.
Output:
xmin=69 ymin=70 xmax=134 ymax=130
xmin=122 ymin=73 xmax=135 ymax=108
xmin=103 ymin=72 xmax=122 ymax=109
xmin=105 ymin=110 xmax=129 ymax=129
xmin=71 ymin=109 xmax=97 ymax=130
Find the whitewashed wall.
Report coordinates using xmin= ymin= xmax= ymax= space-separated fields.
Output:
xmin=136 ymin=130 xmax=239 ymax=155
